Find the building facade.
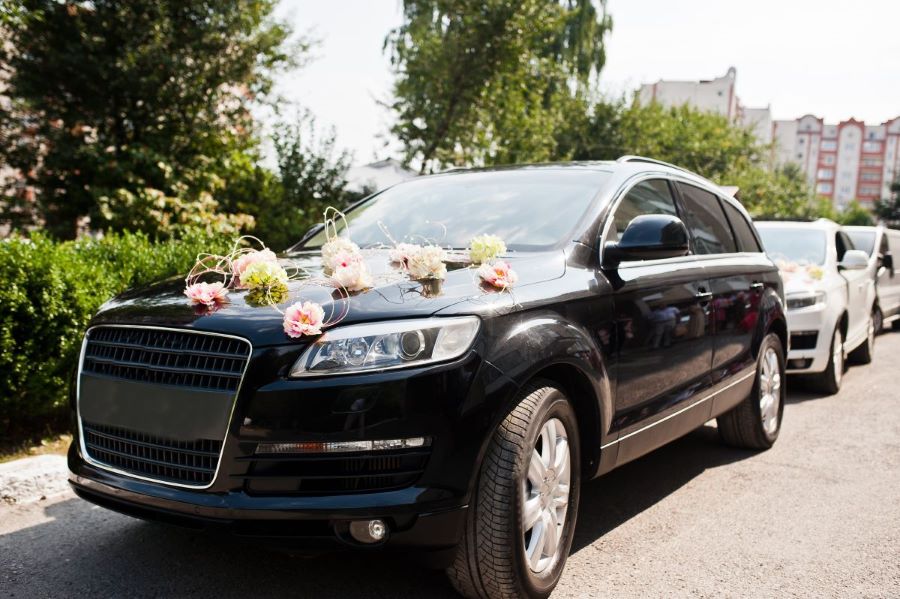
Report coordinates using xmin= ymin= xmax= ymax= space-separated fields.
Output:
xmin=773 ymin=115 xmax=900 ymax=208
xmin=638 ymin=68 xmax=900 ymax=209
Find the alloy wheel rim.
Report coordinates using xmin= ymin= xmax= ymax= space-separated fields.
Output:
xmin=759 ymin=347 xmax=782 ymax=436
xmin=522 ymin=417 xmax=571 ymax=574
xmin=833 ymin=332 xmax=843 ymax=386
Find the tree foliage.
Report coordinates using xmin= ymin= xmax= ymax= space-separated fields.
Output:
xmin=875 ymin=177 xmax=900 ymax=228
xmin=0 ymin=0 xmax=299 ymax=238
xmin=386 ymin=0 xmax=612 ymax=172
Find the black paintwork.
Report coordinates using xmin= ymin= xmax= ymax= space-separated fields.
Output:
xmin=69 ymin=162 xmax=786 ymax=554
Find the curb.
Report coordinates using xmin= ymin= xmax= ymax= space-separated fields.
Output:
xmin=0 ymin=455 xmax=71 ymax=506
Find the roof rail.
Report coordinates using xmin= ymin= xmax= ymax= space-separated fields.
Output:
xmin=616 ymin=155 xmax=693 ymax=174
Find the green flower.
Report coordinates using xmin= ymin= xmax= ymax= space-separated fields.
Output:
xmin=240 ymin=260 xmax=288 ymax=290
xmin=469 ymin=234 xmax=506 ymax=264
xmin=246 ymin=283 xmax=288 ymax=307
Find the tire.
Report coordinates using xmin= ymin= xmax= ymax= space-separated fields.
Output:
xmin=848 ymin=312 xmax=875 ymax=365
xmin=718 ymin=333 xmax=785 ymax=450
xmin=812 ymin=326 xmax=844 ymax=395
xmin=894 ymin=318 xmax=900 ymax=332
xmin=873 ymin=305 xmax=884 ymax=336
xmin=447 ymin=383 xmax=581 ymax=599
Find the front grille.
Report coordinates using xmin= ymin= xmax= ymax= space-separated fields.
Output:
xmin=83 ymin=327 xmax=249 ymax=392
xmin=83 ymin=422 xmax=222 ymax=485
xmin=790 ymin=331 xmax=819 ymax=351
xmin=240 ymin=449 xmax=431 ymax=495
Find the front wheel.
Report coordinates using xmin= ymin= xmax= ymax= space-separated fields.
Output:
xmin=447 ymin=383 xmax=580 ymax=599
xmin=811 ymin=326 xmax=844 ymax=395
xmin=718 ymin=332 xmax=785 ymax=449
xmin=848 ymin=313 xmax=875 ymax=365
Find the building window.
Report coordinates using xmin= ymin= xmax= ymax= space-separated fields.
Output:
xmin=859 ymin=186 xmax=880 ymax=196
xmin=817 ymin=168 xmax=834 ymax=179
xmin=799 ymin=138 xmax=805 ymax=145
xmin=822 ymin=155 xmax=836 ymax=165
xmin=821 ymin=140 xmax=837 ymax=151
xmin=863 ymin=141 xmax=882 ymax=153
xmin=816 ymin=182 xmax=833 ymax=194
xmin=862 ymin=157 xmax=882 ymax=167
xmin=860 ymin=171 xmax=880 ymax=181
xmin=843 ymin=143 xmax=856 ymax=151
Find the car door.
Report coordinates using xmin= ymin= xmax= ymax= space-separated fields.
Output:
xmin=877 ymin=231 xmax=900 ymax=318
xmin=838 ymin=230 xmax=871 ymax=348
xmin=604 ymin=177 xmax=714 ymax=465
xmin=674 ymin=183 xmax=766 ymax=384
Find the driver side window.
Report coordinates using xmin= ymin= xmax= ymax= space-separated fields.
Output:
xmin=609 ymin=179 xmax=679 ymax=243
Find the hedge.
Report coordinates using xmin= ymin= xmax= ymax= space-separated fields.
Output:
xmin=0 ymin=231 xmax=229 ymax=446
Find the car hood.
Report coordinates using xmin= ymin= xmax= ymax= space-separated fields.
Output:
xmin=91 ymin=249 xmax=566 ymax=346
xmin=778 ymin=262 xmax=827 ymax=295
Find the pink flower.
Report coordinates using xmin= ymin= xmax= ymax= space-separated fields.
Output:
xmin=184 ymin=282 xmax=229 ymax=307
xmin=232 ymin=249 xmax=278 ymax=288
xmin=477 ymin=260 xmax=518 ymax=289
xmin=283 ymin=301 xmax=326 ymax=338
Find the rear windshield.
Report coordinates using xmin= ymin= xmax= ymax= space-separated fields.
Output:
xmin=845 ymin=230 xmax=876 ymax=256
xmin=299 ymin=169 xmax=611 ymax=251
xmin=757 ymin=226 xmax=827 ymax=265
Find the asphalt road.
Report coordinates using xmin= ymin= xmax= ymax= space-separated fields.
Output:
xmin=3 ymin=332 xmax=900 ymax=598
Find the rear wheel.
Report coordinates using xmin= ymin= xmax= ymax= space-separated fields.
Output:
xmin=718 ymin=333 xmax=785 ymax=449
xmin=447 ymin=383 xmax=580 ymax=599
xmin=873 ymin=305 xmax=884 ymax=335
xmin=848 ymin=313 xmax=875 ymax=364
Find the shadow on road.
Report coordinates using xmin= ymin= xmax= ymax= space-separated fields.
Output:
xmin=0 ymin=426 xmax=761 ymax=598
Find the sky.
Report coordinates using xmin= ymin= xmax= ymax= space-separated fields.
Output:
xmin=274 ymin=0 xmax=900 ymax=167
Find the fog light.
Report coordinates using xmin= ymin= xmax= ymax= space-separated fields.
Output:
xmin=349 ymin=519 xmax=389 ymax=544
xmin=256 ymin=437 xmax=430 ymax=454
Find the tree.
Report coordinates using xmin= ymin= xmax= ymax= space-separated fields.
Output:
xmin=836 ymin=201 xmax=874 ymax=226
xmin=386 ymin=0 xmax=612 ymax=173
xmin=0 ymin=0 xmax=301 ymax=238
xmin=248 ymin=111 xmax=353 ymax=251
xmin=875 ymin=177 xmax=900 ymax=228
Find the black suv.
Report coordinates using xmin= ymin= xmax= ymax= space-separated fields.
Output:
xmin=69 ymin=156 xmax=787 ymax=599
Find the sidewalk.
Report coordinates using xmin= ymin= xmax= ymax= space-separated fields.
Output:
xmin=0 ymin=455 xmax=70 ymax=505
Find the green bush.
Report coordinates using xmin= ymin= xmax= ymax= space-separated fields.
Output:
xmin=0 ymin=231 xmax=229 ymax=445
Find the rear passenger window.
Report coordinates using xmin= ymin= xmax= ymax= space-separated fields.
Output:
xmin=676 ymin=183 xmax=737 ymax=254
xmin=722 ymin=201 xmax=762 ymax=252
xmin=609 ymin=179 xmax=679 ymax=243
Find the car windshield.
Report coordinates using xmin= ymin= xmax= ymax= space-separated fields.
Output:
xmin=298 ymin=169 xmax=611 ymax=251
xmin=845 ymin=230 xmax=876 ymax=256
xmin=757 ymin=226 xmax=828 ymax=265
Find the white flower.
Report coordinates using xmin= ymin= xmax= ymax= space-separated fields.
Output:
xmin=332 ymin=262 xmax=374 ymax=291
xmin=321 ymin=237 xmax=361 ymax=272
xmin=407 ymin=245 xmax=448 ymax=280
xmin=469 ymin=234 xmax=507 ymax=264
xmin=389 ymin=243 xmax=422 ymax=269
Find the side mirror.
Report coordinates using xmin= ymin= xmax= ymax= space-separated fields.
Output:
xmin=838 ymin=249 xmax=869 ymax=271
xmin=603 ymin=214 xmax=690 ymax=268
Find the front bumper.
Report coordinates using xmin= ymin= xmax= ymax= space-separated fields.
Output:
xmin=785 ymin=305 xmax=833 ymax=374
xmin=69 ymin=449 xmax=467 ymax=551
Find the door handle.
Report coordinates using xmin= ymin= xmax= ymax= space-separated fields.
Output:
xmin=750 ymin=282 xmax=765 ymax=292
xmin=695 ymin=290 xmax=713 ymax=302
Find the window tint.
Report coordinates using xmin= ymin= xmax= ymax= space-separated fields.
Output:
xmin=879 ymin=232 xmax=889 ymax=256
xmin=722 ymin=201 xmax=762 ymax=252
xmin=846 ymin=230 xmax=876 ymax=256
xmin=676 ymin=183 xmax=737 ymax=254
xmin=609 ymin=179 xmax=678 ymax=243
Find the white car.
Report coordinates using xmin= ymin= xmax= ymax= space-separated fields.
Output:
xmin=755 ymin=219 xmax=875 ymax=393
xmin=844 ymin=225 xmax=900 ymax=333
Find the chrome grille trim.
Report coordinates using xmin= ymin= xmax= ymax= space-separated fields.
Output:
xmin=76 ymin=324 xmax=253 ymax=490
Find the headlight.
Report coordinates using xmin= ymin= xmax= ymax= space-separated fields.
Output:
xmin=289 ymin=316 xmax=481 ymax=377
xmin=786 ymin=291 xmax=827 ymax=311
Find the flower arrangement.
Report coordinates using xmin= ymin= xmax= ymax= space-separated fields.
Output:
xmin=184 ymin=281 xmax=229 ymax=307
xmin=185 ymin=210 xmax=521 ymax=340
xmin=775 ymin=258 xmax=824 ymax=284
xmin=477 ymin=260 xmax=518 ymax=290
xmin=283 ymin=301 xmax=326 ymax=338
xmin=469 ymin=234 xmax=506 ymax=265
